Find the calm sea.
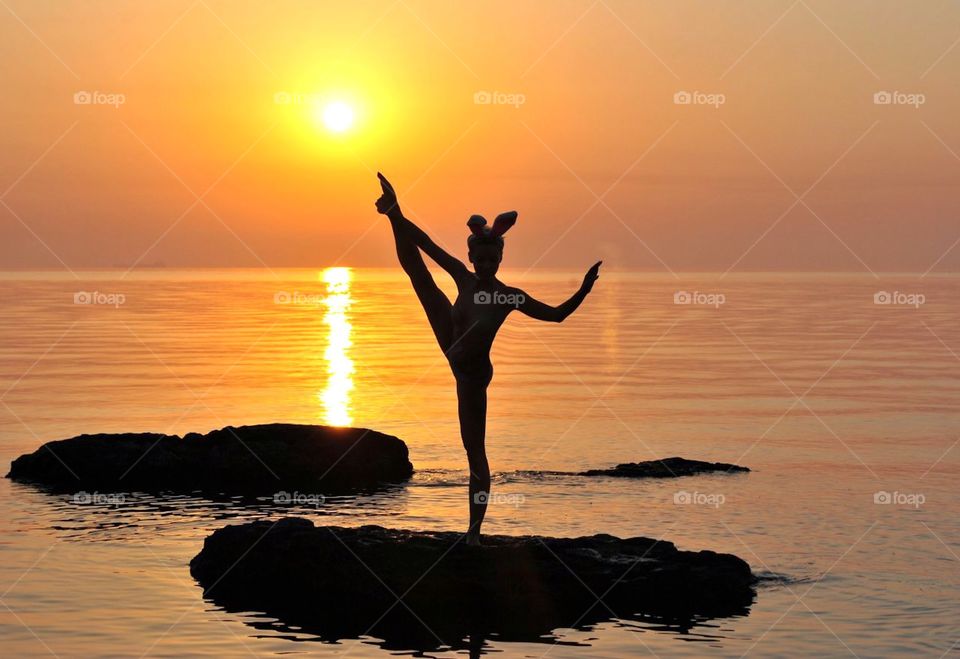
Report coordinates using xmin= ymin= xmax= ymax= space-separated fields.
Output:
xmin=0 ymin=269 xmax=957 ymax=657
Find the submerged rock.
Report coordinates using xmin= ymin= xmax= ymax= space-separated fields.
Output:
xmin=7 ymin=423 xmax=413 ymax=494
xmin=580 ymin=456 xmax=749 ymax=478
xmin=189 ymin=518 xmax=755 ymax=651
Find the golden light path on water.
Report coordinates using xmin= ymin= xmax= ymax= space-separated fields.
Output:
xmin=318 ymin=267 xmax=354 ymax=425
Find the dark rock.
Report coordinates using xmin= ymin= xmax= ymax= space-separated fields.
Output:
xmin=7 ymin=423 xmax=413 ymax=494
xmin=580 ymin=456 xmax=749 ymax=478
xmin=189 ymin=518 xmax=755 ymax=651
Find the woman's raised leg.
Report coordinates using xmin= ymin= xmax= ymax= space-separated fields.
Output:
xmin=388 ymin=216 xmax=453 ymax=353
xmin=457 ymin=377 xmax=490 ymax=545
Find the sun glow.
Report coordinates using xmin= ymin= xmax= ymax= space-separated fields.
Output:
xmin=274 ymin=75 xmax=401 ymax=156
xmin=317 ymin=101 xmax=355 ymax=133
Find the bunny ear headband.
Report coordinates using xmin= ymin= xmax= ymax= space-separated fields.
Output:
xmin=467 ymin=211 xmax=517 ymax=246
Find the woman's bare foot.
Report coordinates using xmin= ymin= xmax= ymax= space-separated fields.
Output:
xmin=464 ymin=531 xmax=483 ymax=547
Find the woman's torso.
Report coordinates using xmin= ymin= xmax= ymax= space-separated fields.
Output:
xmin=448 ymin=277 xmax=519 ymax=367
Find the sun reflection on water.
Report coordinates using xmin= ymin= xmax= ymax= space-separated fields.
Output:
xmin=318 ymin=267 xmax=354 ymax=425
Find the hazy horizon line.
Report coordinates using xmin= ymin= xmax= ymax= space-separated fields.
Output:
xmin=0 ymin=266 xmax=953 ymax=277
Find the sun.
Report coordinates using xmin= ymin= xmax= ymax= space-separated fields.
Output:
xmin=317 ymin=101 xmax=355 ymax=134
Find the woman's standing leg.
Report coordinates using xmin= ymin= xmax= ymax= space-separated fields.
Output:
xmin=457 ymin=377 xmax=490 ymax=545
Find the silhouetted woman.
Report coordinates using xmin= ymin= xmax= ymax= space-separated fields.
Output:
xmin=375 ymin=173 xmax=601 ymax=545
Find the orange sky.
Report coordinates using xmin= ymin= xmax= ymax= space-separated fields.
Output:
xmin=1 ymin=0 xmax=959 ymax=272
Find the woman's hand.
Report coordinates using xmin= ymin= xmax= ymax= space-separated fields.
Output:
xmin=582 ymin=260 xmax=602 ymax=293
xmin=375 ymin=172 xmax=400 ymax=216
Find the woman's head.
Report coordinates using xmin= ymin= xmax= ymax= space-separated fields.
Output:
xmin=467 ymin=212 xmax=516 ymax=279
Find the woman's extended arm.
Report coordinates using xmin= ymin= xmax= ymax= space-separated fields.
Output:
xmin=517 ymin=261 xmax=602 ymax=322
xmin=375 ymin=172 xmax=470 ymax=281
